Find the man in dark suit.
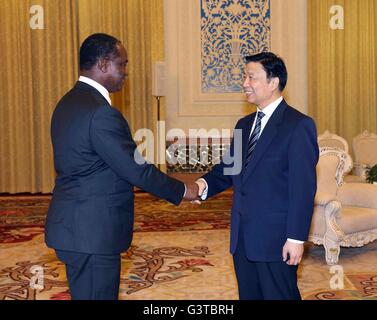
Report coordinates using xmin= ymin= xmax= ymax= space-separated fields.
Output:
xmin=195 ymin=52 xmax=319 ymax=300
xmin=45 ymin=33 xmax=199 ymax=300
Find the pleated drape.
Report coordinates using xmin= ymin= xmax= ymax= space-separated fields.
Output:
xmin=0 ymin=0 xmax=78 ymax=193
xmin=308 ymin=0 xmax=377 ymax=150
xmin=0 ymin=0 xmax=164 ymax=193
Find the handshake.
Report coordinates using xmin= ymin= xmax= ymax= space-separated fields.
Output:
xmin=183 ymin=179 xmax=207 ymax=203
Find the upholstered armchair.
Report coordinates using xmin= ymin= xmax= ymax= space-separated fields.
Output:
xmin=318 ymin=130 xmax=349 ymax=152
xmin=309 ymin=147 xmax=377 ymax=265
xmin=317 ymin=130 xmax=365 ymax=183
xmin=352 ymin=130 xmax=377 ymax=179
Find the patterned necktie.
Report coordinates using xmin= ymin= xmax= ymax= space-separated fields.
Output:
xmin=245 ymin=111 xmax=265 ymax=166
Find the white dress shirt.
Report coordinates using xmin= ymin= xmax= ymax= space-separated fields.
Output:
xmin=198 ymin=96 xmax=303 ymax=244
xmin=249 ymin=96 xmax=283 ymax=140
xmin=78 ymin=76 xmax=112 ymax=105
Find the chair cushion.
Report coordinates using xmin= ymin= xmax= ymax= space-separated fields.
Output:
xmin=343 ymin=175 xmax=366 ymax=183
xmin=338 ymin=206 xmax=377 ymax=234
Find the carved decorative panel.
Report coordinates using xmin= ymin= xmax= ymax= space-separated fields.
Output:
xmin=201 ymin=0 xmax=271 ymax=93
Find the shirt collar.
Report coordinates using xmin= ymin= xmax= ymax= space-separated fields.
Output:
xmin=78 ymin=76 xmax=112 ymax=105
xmin=257 ymin=96 xmax=283 ymax=119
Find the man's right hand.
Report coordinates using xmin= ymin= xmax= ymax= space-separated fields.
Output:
xmin=189 ymin=179 xmax=207 ymax=204
xmin=195 ymin=179 xmax=206 ymax=197
xmin=183 ymin=182 xmax=200 ymax=201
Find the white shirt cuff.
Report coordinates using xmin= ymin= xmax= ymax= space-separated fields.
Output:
xmin=287 ymin=238 xmax=304 ymax=244
xmin=197 ymin=178 xmax=208 ymax=200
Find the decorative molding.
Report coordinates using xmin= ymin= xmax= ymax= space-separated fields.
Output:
xmin=318 ymin=130 xmax=349 ymax=153
xmin=311 ymin=229 xmax=377 ymax=265
xmin=319 ymin=147 xmax=353 ymax=187
xmin=323 ymin=200 xmax=343 ymax=265
xmin=309 ymin=199 xmax=343 ymax=265
xmin=340 ymin=231 xmax=377 ymax=248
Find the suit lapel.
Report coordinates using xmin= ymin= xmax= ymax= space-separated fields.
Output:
xmin=242 ymin=100 xmax=287 ymax=183
xmin=241 ymin=113 xmax=256 ymax=168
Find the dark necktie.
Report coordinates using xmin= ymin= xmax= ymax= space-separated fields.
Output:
xmin=245 ymin=112 xmax=265 ymax=166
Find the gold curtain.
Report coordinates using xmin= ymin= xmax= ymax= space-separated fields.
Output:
xmin=308 ymin=0 xmax=377 ymax=150
xmin=0 ymin=0 xmax=164 ymax=193
xmin=0 ymin=0 xmax=78 ymax=193
xmin=77 ymin=0 xmax=164 ymax=134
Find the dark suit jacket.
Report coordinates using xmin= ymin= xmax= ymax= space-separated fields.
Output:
xmin=45 ymin=81 xmax=185 ymax=254
xmin=203 ymin=100 xmax=319 ymax=262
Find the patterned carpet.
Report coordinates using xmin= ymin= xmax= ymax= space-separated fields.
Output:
xmin=0 ymin=192 xmax=376 ymax=300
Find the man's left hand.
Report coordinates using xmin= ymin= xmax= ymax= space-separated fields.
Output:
xmin=282 ymin=241 xmax=304 ymax=265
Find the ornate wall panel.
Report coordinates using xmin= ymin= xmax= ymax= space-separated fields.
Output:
xmin=201 ymin=0 xmax=271 ymax=93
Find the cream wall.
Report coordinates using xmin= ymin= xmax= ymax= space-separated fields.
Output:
xmin=164 ymin=0 xmax=307 ymax=136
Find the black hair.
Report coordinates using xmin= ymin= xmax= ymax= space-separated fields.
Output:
xmin=245 ymin=52 xmax=288 ymax=91
xmin=79 ymin=33 xmax=121 ymax=70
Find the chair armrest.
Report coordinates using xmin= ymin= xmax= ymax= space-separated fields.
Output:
xmin=353 ymin=162 xmax=370 ymax=178
xmin=315 ymin=192 xmax=338 ymax=206
xmin=337 ymin=183 xmax=377 ymax=208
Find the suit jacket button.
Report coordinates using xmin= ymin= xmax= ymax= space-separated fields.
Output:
xmin=241 ymin=191 xmax=246 ymax=196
